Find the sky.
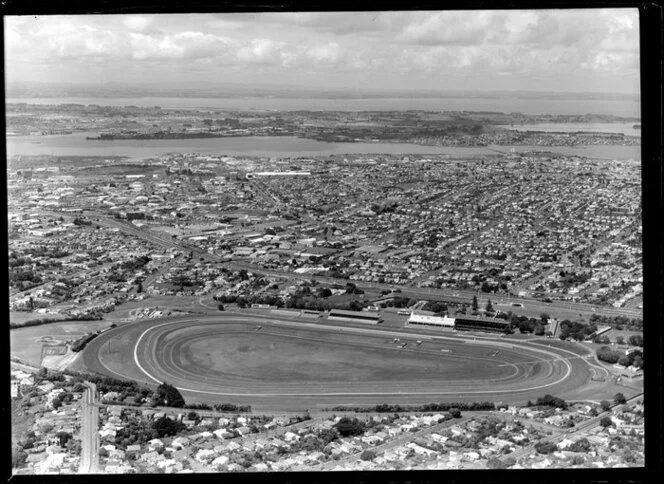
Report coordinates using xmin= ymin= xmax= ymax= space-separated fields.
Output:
xmin=4 ymin=10 xmax=640 ymax=94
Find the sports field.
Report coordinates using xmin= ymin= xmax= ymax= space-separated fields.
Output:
xmin=69 ymin=312 xmax=598 ymax=410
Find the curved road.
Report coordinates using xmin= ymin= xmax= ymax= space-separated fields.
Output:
xmin=76 ymin=312 xmax=593 ymax=410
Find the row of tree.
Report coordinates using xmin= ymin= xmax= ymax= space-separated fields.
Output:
xmin=526 ymin=394 xmax=569 ymax=410
xmin=330 ymin=401 xmax=496 ymax=413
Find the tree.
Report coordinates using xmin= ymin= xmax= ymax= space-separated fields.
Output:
xmin=217 ymin=304 xmax=225 ymax=311
xmin=12 ymin=447 xmax=28 ymax=468
xmin=360 ymin=450 xmax=376 ymax=461
xmin=534 ymin=441 xmax=556 ymax=454
xmin=154 ymin=382 xmax=185 ymax=408
xmin=317 ymin=428 xmax=338 ymax=444
xmin=614 ymin=393 xmax=627 ymax=405
xmin=449 ymin=408 xmax=462 ymax=418
xmin=600 ymin=400 xmax=611 ymax=411
xmin=485 ymin=299 xmax=494 ymax=313
xmin=628 ymin=335 xmax=643 ymax=347
xmin=618 ymin=355 xmax=631 ymax=367
xmin=152 ymin=416 xmax=186 ymax=437
xmin=56 ymin=431 xmax=72 ymax=448
xmin=472 ymin=296 xmax=479 ymax=311
xmin=487 ymin=457 xmax=507 ymax=469
xmin=599 ymin=416 xmax=613 ymax=428
xmin=334 ymin=417 xmax=365 ymax=437
xmin=615 ymin=336 xmax=625 ymax=345
xmin=568 ymin=438 xmax=591 ymax=453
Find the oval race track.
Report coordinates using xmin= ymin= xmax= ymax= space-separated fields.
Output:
xmin=76 ymin=312 xmax=593 ymax=410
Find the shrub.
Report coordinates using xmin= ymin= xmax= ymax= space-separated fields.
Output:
xmin=486 ymin=457 xmax=507 ymax=469
xmin=12 ymin=447 xmax=28 ymax=468
xmin=568 ymin=438 xmax=591 ymax=453
xmin=360 ymin=450 xmax=376 ymax=461
xmin=535 ymin=441 xmax=556 ymax=454
xmin=628 ymin=335 xmax=643 ymax=347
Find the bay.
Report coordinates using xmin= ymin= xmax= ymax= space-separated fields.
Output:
xmin=6 ymin=95 xmax=640 ymax=117
xmin=6 ymin=133 xmax=641 ymax=160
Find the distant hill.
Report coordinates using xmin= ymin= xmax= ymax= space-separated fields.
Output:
xmin=6 ymin=81 xmax=640 ymax=103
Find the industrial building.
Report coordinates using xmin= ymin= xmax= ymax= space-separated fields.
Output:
xmin=328 ymin=309 xmax=381 ymax=324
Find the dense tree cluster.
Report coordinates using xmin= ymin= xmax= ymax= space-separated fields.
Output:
xmin=529 ymin=394 xmax=568 ymax=410
xmin=535 ymin=441 xmax=557 ymax=454
xmin=334 ymin=417 xmax=366 ymax=437
xmin=589 ymin=313 xmax=643 ymax=331
xmin=558 ymin=320 xmax=597 ymax=341
xmin=152 ymin=416 xmax=187 ymax=438
xmin=331 ymin=401 xmax=494 ymax=413
xmin=599 ymin=347 xmax=643 ymax=369
xmin=115 ymin=419 xmax=159 ymax=448
xmin=120 ymin=255 xmax=151 ymax=271
xmin=153 ymin=382 xmax=186 ymax=408
xmin=71 ymin=332 xmax=100 ymax=352
xmin=421 ymin=300 xmax=448 ymax=314
xmin=65 ymin=370 xmax=153 ymax=403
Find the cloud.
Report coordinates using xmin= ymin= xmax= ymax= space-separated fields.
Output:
xmin=236 ymin=38 xmax=285 ymax=64
xmin=3 ymin=10 xmax=640 ymax=92
xmin=306 ymin=42 xmax=342 ymax=64
xmin=123 ymin=15 xmax=154 ymax=32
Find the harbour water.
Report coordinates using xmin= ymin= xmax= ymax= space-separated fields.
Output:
xmin=6 ymin=132 xmax=641 ymax=160
xmin=6 ymin=94 xmax=640 ymax=117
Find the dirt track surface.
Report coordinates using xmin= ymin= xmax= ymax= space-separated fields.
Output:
xmin=73 ymin=312 xmax=594 ymax=411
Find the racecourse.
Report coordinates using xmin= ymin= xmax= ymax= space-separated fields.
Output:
xmin=74 ymin=312 xmax=594 ymax=411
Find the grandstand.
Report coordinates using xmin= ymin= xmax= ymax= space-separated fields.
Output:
xmin=406 ymin=314 xmax=455 ymax=328
xmin=454 ymin=315 xmax=510 ymax=333
xmin=328 ymin=309 xmax=381 ymax=324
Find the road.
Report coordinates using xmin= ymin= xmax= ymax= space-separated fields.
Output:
xmin=78 ymin=382 xmax=100 ymax=474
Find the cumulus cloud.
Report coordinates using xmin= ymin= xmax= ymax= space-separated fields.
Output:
xmin=3 ymin=10 xmax=640 ymax=92
xmin=123 ymin=15 xmax=154 ymax=32
xmin=306 ymin=42 xmax=342 ymax=64
xmin=236 ymin=38 xmax=285 ymax=64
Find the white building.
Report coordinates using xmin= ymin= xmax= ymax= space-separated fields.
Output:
xmin=406 ymin=313 xmax=455 ymax=328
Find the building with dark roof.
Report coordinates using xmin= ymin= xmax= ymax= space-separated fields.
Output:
xmin=328 ymin=309 xmax=381 ymax=324
xmin=453 ymin=315 xmax=510 ymax=333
